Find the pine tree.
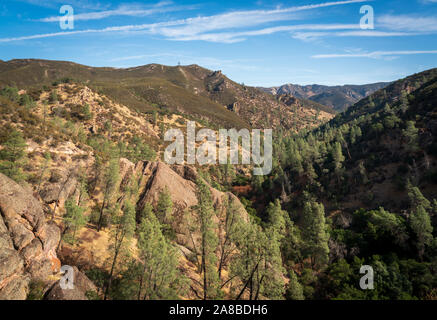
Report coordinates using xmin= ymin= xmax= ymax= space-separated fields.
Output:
xmin=266 ymin=199 xmax=287 ymax=236
xmin=49 ymin=90 xmax=58 ymax=103
xmin=251 ymin=174 xmax=264 ymax=194
xmin=156 ymin=187 xmax=173 ymax=222
xmin=156 ymin=187 xmax=174 ymax=239
xmin=259 ymin=226 xmax=286 ymax=300
xmin=332 ymin=142 xmax=344 ymax=171
xmin=136 ymin=209 xmax=186 ymax=299
xmin=139 ymin=202 xmax=154 ymax=221
xmin=411 ymin=206 xmax=433 ymax=259
xmin=42 ymin=100 xmax=48 ymax=134
xmin=218 ymin=195 xmax=244 ymax=281
xmin=36 ymin=152 xmax=51 ymax=192
xmin=231 ymin=222 xmax=263 ymax=300
xmin=403 ymin=121 xmax=419 ymax=152
xmin=286 ymin=269 xmax=304 ymax=300
xmin=407 ymin=182 xmax=431 ymax=210
xmin=98 ymin=158 xmax=119 ymax=231
xmin=128 ymin=136 xmax=156 ymax=162
xmin=0 ymin=86 xmax=19 ymax=102
xmin=77 ymin=169 xmax=89 ymax=207
xmin=0 ymin=129 xmax=27 ymax=182
xmin=83 ymin=103 xmax=92 ymax=120
xmin=19 ymin=94 xmax=35 ymax=109
xmin=302 ymin=201 xmax=330 ymax=269
xmin=63 ymin=198 xmax=87 ymax=244
xmin=407 ymin=184 xmax=433 ymax=259
xmin=104 ymin=200 xmax=136 ymax=300
xmin=192 ymin=178 xmax=221 ymax=300
xmin=222 ymin=163 xmax=236 ymax=187
xmin=232 ymin=222 xmax=285 ymax=300
xmin=152 ymin=110 xmax=158 ymax=126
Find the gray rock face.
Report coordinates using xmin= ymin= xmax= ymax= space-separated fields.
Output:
xmin=0 ymin=173 xmax=61 ymax=299
xmin=136 ymin=161 xmax=248 ymax=258
xmin=39 ymin=168 xmax=78 ymax=209
xmin=45 ymin=283 xmax=87 ymax=300
xmin=45 ymin=266 xmax=97 ymax=300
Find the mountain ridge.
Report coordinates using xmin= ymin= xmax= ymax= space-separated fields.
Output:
xmin=259 ymin=82 xmax=391 ymax=112
xmin=0 ymin=58 xmax=335 ymax=131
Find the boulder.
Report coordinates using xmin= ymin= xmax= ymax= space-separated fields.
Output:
xmin=45 ymin=283 xmax=87 ymax=300
xmin=45 ymin=266 xmax=97 ymax=300
xmin=39 ymin=168 xmax=78 ymax=209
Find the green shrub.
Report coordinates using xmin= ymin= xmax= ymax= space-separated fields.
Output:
xmin=27 ymin=280 xmax=46 ymax=300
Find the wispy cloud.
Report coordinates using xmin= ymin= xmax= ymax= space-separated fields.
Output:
xmin=167 ymin=24 xmax=362 ymax=43
xmin=312 ymin=50 xmax=437 ymax=59
xmin=292 ymin=30 xmax=415 ymax=41
xmin=152 ymin=0 xmax=369 ymax=39
xmin=378 ymin=14 xmax=437 ymax=32
xmin=38 ymin=1 xmax=194 ymax=22
xmin=15 ymin=0 xmax=109 ymax=10
xmin=1 ymin=0 xmax=369 ymax=43
xmin=0 ymin=21 xmax=178 ymax=43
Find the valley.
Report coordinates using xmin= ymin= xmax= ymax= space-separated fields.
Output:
xmin=0 ymin=59 xmax=436 ymax=301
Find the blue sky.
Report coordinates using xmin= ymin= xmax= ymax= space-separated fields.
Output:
xmin=0 ymin=0 xmax=436 ymax=86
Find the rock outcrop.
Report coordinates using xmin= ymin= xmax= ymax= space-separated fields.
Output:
xmin=135 ymin=161 xmax=248 ymax=260
xmin=0 ymin=214 xmax=29 ymax=300
xmin=0 ymin=173 xmax=95 ymax=300
xmin=45 ymin=266 xmax=97 ymax=300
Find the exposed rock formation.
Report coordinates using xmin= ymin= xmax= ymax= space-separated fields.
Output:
xmin=45 ymin=266 xmax=97 ymax=300
xmin=0 ymin=214 xmax=29 ymax=300
xmin=134 ymin=161 xmax=248 ymax=261
xmin=0 ymin=173 xmax=94 ymax=300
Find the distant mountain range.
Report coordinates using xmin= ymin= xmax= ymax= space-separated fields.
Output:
xmin=0 ymin=59 xmax=335 ymax=131
xmin=259 ymin=82 xmax=391 ymax=112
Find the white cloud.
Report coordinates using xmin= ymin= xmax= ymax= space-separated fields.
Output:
xmin=39 ymin=1 xmax=193 ymax=22
xmin=166 ymin=24 xmax=361 ymax=42
xmin=152 ymin=0 xmax=369 ymax=39
xmin=17 ymin=0 xmax=109 ymax=10
xmin=0 ymin=21 xmax=179 ymax=42
xmin=293 ymin=30 xmax=415 ymax=40
xmin=378 ymin=14 xmax=437 ymax=32
xmin=1 ymin=0 xmax=371 ymax=43
xmin=312 ymin=50 xmax=437 ymax=59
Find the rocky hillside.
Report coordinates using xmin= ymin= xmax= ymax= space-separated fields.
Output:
xmin=0 ymin=59 xmax=334 ymax=132
xmin=260 ymin=82 xmax=390 ymax=112
xmin=0 ymin=79 xmax=270 ymax=300
xmin=0 ymin=173 xmax=97 ymax=300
